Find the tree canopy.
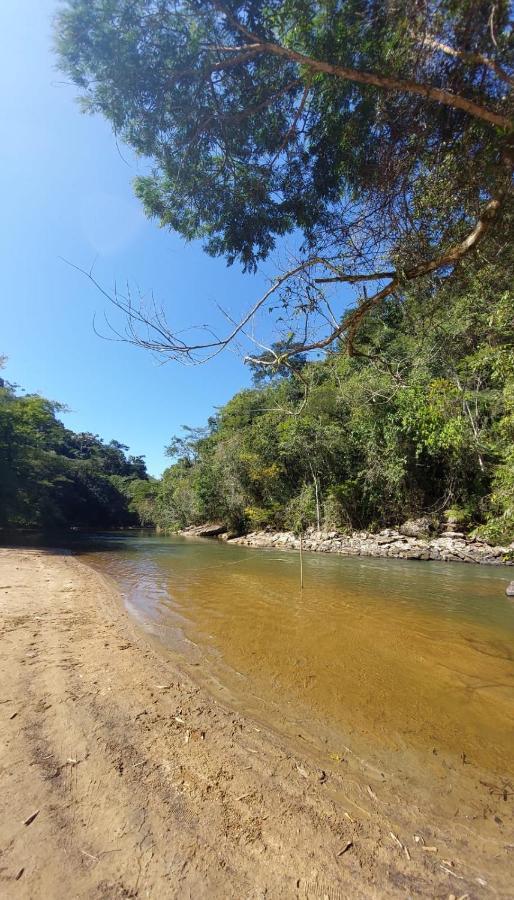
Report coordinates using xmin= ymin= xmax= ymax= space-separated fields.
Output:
xmin=147 ymin=240 xmax=514 ymax=542
xmin=0 ymin=368 xmax=152 ymax=529
xmin=56 ymin=0 xmax=513 ymax=365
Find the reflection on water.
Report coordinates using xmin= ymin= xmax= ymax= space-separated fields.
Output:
xmin=71 ymin=531 xmax=514 ymax=785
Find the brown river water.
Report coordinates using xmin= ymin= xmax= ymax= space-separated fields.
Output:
xmin=74 ymin=531 xmax=514 ymax=808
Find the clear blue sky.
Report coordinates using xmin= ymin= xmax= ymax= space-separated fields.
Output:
xmin=1 ymin=0 xmax=282 ymax=476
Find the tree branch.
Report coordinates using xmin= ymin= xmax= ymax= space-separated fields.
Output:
xmin=304 ymin=189 xmax=507 ymax=356
xmin=252 ymin=40 xmax=510 ymax=128
xmin=315 ymin=271 xmax=396 ymax=284
xmin=212 ymin=3 xmax=511 ymax=129
xmin=176 ymin=47 xmax=262 ymax=80
xmin=421 ymin=35 xmax=514 ymax=88
xmin=268 ymin=78 xmax=311 ymax=167
xmin=71 ymin=182 xmax=506 ymax=364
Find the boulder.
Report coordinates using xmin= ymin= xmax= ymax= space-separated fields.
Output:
xmin=506 ymin=581 xmax=514 ymax=597
xmin=399 ymin=517 xmax=434 ymax=538
xmin=183 ymin=523 xmax=227 ymax=538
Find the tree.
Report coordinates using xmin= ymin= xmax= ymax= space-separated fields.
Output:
xmin=56 ymin=1 xmax=513 ymax=366
xmin=146 ymin=230 xmax=513 ymax=540
xmin=0 ymin=371 xmax=150 ymax=529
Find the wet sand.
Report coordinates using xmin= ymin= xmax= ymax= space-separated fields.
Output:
xmin=0 ymin=548 xmax=512 ymax=898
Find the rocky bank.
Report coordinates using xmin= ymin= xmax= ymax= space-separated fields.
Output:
xmin=228 ymin=524 xmax=514 ymax=565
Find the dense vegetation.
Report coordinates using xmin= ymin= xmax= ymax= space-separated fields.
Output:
xmin=0 ymin=368 xmax=153 ymax=529
xmin=149 ymin=242 xmax=514 ymax=542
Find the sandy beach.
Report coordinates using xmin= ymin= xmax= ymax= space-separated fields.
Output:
xmin=0 ymin=548 xmax=512 ymax=898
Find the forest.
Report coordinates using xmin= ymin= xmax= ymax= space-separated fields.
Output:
xmin=0 ymin=365 xmax=153 ymax=529
xmin=148 ymin=238 xmax=514 ymax=542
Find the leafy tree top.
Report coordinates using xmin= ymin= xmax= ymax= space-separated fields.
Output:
xmin=56 ymin=1 xmax=513 ymax=363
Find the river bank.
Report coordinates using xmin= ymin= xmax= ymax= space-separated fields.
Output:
xmin=1 ymin=548 xmax=513 ymax=898
xmin=225 ymin=526 xmax=514 ymax=566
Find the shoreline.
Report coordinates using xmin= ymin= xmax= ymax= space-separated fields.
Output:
xmin=224 ymin=526 xmax=514 ymax=565
xmin=1 ymin=547 xmax=513 ymax=897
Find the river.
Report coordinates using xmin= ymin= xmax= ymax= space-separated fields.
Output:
xmin=71 ymin=530 xmax=514 ymax=811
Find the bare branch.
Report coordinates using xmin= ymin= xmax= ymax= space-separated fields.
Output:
xmin=268 ymin=78 xmax=311 ymax=168
xmin=489 ymin=3 xmax=500 ymax=49
xmin=421 ymin=34 xmax=514 ymax=88
xmin=315 ymin=271 xmax=396 ymax=285
xmin=307 ymin=188 xmax=507 ymax=356
xmin=62 ymin=166 xmax=510 ymax=367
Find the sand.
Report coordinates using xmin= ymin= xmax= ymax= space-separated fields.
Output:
xmin=0 ymin=548 xmax=512 ymax=898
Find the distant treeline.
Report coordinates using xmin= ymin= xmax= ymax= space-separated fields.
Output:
xmin=0 ymin=372 xmax=154 ymax=530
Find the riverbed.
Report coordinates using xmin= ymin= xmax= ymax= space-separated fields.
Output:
xmin=76 ymin=531 xmax=514 ymax=815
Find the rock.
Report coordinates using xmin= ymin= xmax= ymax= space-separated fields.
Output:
xmin=227 ymin=526 xmax=513 ymax=566
xmin=399 ymin=517 xmax=434 ymax=538
xmin=182 ymin=523 xmax=227 ymax=538
xmin=445 ymin=514 xmax=461 ymax=526
xmin=506 ymin=581 xmax=514 ymax=597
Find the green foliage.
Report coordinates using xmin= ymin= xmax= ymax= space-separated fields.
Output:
xmin=284 ymin=484 xmax=317 ymax=535
xmin=3 ymin=230 xmax=512 ymax=543
xmin=150 ymin=245 xmax=514 ymax=543
xmin=55 ymin=0 xmax=512 ymax=272
xmin=476 ymin=377 xmax=514 ymax=542
xmin=0 ymin=375 xmax=150 ymax=530
xmin=245 ymin=505 xmax=272 ymax=530
xmin=444 ymin=506 xmax=472 ymax=526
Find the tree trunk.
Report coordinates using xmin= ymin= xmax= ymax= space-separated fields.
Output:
xmin=299 ymin=532 xmax=304 ymax=590
xmin=308 ymin=461 xmax=321 ymax=532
